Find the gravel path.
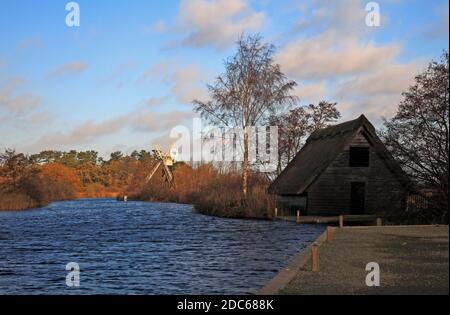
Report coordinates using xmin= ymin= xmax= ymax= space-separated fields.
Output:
xmin=281 ymin=225 xmax=449 ymax=295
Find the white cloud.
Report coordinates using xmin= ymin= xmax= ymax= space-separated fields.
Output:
xmin=293 ymin=0 xmax=368 ymax=35
xmin=337 ymin=93 xmax=406 ymax=125
xmin=33 ymin=116 xmax=129 ymax=148
xmin=293 ymin=82 xmax=327 ymax=102
xmin=46 ymin=62 xmax=88 ymax=79
xmin=169 ymin=65 xmax=209 ymax=103
xmin=336 ymin=62 xmax=421 ymax=98
xmin=333 ymin=62 xmax=422 ymax=122
xmin=26 ymin=109 xmax=194 ymax=152
xmin=138 ymin=60 xmax=209 ymax=105
xmin=0 ymin=77 xmax=41 ymax=113
xmin=28 ymin=111 xmax=54 ymax=124
xmin=275 ymin=0 xmax=422 ymax=124
xmin=0 ymin=77 xmax=54 ymax=133
xmin=276 ymin=33 xmax=401 ymax=80
xmin=145 ymin=95 xmax=170 ymax=107
xmin=175 ymin=0 xmax=266 ymax=49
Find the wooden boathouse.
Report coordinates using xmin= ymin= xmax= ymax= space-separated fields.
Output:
xmin=268 ymin=114 xmax=414 ymax=217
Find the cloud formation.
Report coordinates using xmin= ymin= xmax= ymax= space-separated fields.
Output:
xmin=293 ymin=82 xmax=327 ymax=102
xmin=0 ymin=76 xmax=53 ymax=131
xmin=335 ymin=62 xmax=421 ymax=98
xmin=17 ymin=36 xmax=43 ymax=50
xmin=138 ymin=60 xmax=209 ymax=105
xmin=293 ymin=0 xmax=368 ymax=35
xmin=276 ymin=33 xmax=401 ymax=80
xmin=275 ymin=0 xmax=421 ymax=123
xmin=27 ymin=108 xmax=194 ymax=152
xmin=46 ymin=62 xmax=88 ymax=79
xmin=145 ymin=95 xmax=171 ymax=107
xmin=4 ymin=0 xmax=445 ymax=155
xmin=30 ymin=116 xmax=128 ymax=149
xmin=174 ymin=0 xmax=266 ymax=49
xmin=0 ymin=77 xmax=41 ymax=113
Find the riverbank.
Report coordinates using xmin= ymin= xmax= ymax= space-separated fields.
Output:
xmin=124 ymin=164 xmax=274 ymax=220
xmin=0 ymin=191 xmax=121 ymax=211
xmin=0 ymin=192 xmax=42 ymax=211
xmin=261 ymin=225 xmax=449 ymax=295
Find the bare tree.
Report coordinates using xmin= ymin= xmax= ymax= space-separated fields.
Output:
xmin=271 ymin=101 xmax=341 ymax=173
xmin=381 ymin=51 xmax=449 ymax=222
xmin=193 ymin=35 xmax=297 ymax=199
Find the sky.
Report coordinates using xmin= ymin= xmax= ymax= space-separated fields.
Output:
xmin=0 ymin=0 xmax=448 ymax=157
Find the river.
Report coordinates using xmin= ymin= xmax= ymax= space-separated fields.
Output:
xmin=0 ymin=199 xmax=324 ymax=294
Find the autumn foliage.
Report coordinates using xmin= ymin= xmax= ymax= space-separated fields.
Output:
xmin=39 ymin=163 xmax=82 ymax=196
xmin=0 ymin=149 xmax=141 ymax=210
xmin=0 ymin=149 xmax=273 ymax=218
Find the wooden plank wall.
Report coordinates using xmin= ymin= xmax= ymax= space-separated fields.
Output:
xmin=305 ymin=131 xmax=407 ymax=216
xmin=277 ymin=195 xmax=307 ymax=216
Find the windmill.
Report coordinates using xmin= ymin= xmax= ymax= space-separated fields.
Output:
xmin=145 ymin=146 xmax=175 ymax=187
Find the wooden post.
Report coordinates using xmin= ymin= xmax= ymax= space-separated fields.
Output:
xmin=339 ymin=214 xmax=344 ymax=228
xmin=311 ymin=243 xmax=319 ymax=272
xmin=296 ymin=210 xmax=301 ymax=224
xmin=274 ymin=208 xmax=278 ymax=218
xmin=376 ymin=218 xmax=383 ymax=226
xmin=326 ymin=226 xmax=333 ymax=242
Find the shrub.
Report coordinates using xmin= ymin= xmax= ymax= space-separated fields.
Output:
xmin=0 ymin=163 xmax=80 ymax=210
xmin=0 ymin=192 xmax=39 ymax=211
xmin=126 ymin=162 xmax=274 ymax=219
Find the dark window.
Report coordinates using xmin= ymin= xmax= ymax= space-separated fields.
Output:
xmin=349 ymin=147 xmax=369 ymax=167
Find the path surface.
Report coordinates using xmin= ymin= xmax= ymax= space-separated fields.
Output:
xmin=280 ymin=225 xmax=449 ymax=295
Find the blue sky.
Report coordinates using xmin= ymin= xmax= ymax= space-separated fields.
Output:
xmin=0 ymin=0 xmax=448 ymax=156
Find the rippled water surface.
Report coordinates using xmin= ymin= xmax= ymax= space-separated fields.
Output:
xmin=0 ymin=199 xmax=324 ymax=294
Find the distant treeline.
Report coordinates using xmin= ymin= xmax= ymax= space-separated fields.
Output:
xmin=0 ymin=149 xmax=149 ymax=210
xmin=0 ymin=149 xmax=272 ymax=218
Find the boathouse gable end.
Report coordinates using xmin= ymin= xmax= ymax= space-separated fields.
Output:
xmin=269 ymin=114 xmax=414 ymax=217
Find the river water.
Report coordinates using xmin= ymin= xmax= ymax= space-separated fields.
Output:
xmin=0 ymin=199 xmax=324 ymax=294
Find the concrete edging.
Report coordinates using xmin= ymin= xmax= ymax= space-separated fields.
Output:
xmin=258 ymin=228 xmax=329 ymax=295
xmin=342 ymin=224 xmax=447 ymax=230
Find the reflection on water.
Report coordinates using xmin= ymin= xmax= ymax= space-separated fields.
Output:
xmin=0 ymin=199 xmax=324 ymax=294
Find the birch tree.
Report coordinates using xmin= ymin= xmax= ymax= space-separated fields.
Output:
xmin=193 ymin=35 xmax=297 ymax=199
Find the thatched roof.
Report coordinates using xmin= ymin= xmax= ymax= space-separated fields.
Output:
xmin=268 ymin=114 xmax=414 ymax=195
